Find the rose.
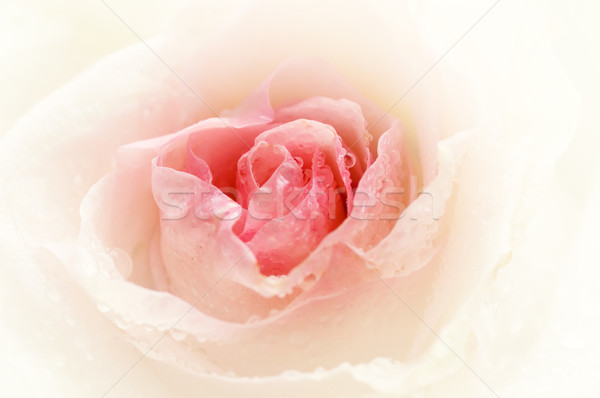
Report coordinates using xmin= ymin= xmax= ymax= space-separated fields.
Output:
xmin=104 ymin=55 xmax=424 ymax=321
xmin=143 ymin=62 xmax=382 ymax=281
xmin=0 ymin=0 xmax=588 ymax=397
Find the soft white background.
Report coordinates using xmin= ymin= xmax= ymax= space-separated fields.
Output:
xmin=1 ymin=0 xmax=599 ymax=396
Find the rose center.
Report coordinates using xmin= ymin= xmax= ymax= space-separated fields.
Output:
xmin=230 ymin=119 xmax=359 ymax=276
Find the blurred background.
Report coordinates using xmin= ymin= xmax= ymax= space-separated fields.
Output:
xmin=0 ymin=0 xmax=189 ymax=135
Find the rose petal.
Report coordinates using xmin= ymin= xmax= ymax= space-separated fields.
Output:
xmin=275 ymin=96 xmax=373 ymax=179
xmin=236 ymin=142 xmax=305 ymax=239
xmin=246 ymin=149 xmax=344 ymax=276
xmin=255 ymin=119 xmax=355 ymax=211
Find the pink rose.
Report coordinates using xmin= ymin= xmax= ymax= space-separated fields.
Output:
xmin=102 ymin=57 xmax=419 ymax=314
xmin=77 ymin=55 xmax=445 ymax=373
xmin=1 ymin=1 xmax=588 ymax=397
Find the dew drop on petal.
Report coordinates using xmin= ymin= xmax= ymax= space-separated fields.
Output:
xmin=268 ymin=309 xmax=280 ymax=317
xmin=344 ymin=152 xmax=356 ymax=168
xmin=108 ymin=248 xmax=133 ymax=279
xmin=246 ymin=314 xmax=262 ymax=324
xmin=170 ymin=329 xmax=187 ymax=341
xmin=114 ymin=317 xmax=129 ymax=330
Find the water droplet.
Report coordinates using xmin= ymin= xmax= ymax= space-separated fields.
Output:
xmin=246 ymin=315 xmax=262 ymax=324
xmin=268 ymin=309 xmax=280 ymax=317
xmin=368 ymin=358 xmax=393 ymax=375
xmin=108 ymin=248 xmax=133 ymax=278
xmin=170 ymin=330 xmax=187 ymax=341
xmin=114 ymin=317 xmax=129 ymax=330
xmin=344 ymin=152 xmax=356 ymax=168
xmin=79 ymin=258 xmax=98 ymax=277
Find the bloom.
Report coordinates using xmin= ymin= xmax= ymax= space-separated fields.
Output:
xmin=145 ymin=66 xmax=375 ymax=279
xmin=98 ymin=57 xmax=422 ymax=322
xmin=0 ymin=0 xmax=588 ymax=397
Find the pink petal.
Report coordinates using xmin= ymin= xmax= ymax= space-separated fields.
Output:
xmin=236 ymin=142 xmax=305 ymax=240
xmin=247 ymin=149 xmax=344 ymax=276
xmin=150 ymin=157 xmax=298 ymax=322
xmin=275 ymin=96 xmax=373 ymax=181
xmin=256 ymin=119 xmax=355 ymax=212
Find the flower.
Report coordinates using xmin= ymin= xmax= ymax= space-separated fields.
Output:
xmin=74 ymin=52 xmax=446 ymax=370
xmin=141 ymin=63 xmax=378 ymax=280
xmin=100 ymin=56 xmax=423 ymax=322
xmin=0 ymin=0 xmax=588 ymax=397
